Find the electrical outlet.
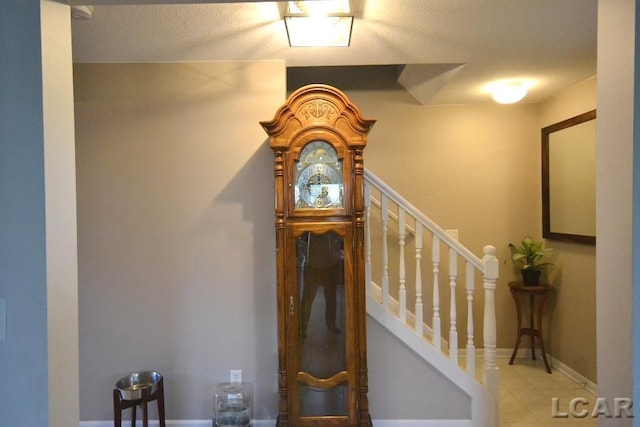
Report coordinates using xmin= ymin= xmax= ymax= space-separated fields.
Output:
xmin=230 ymin=369 xmax=242 ymax=384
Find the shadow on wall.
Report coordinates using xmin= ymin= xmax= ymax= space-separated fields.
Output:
xmin=214 ymin=140 xmax=279 ymax=418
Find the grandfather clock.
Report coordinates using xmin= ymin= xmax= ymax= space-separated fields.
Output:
xmin=261 ymin=84 xmax=375 ymax=427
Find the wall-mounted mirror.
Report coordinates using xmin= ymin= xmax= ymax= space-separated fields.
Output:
xmin=542 ymin=110 xmax=596 ymax=245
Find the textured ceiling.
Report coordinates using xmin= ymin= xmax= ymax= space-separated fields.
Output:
xmin=70 ymin=0 xmax=597 ymax=105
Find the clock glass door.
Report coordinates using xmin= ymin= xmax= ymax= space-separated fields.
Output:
xmin=290 ymin=225 xmax=353 ymax=422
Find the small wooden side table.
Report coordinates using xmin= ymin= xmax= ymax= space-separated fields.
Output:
xmin=508 ymin=281 xmax=553 ymax=374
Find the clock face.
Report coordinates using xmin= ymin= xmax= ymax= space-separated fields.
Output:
xmin=295 ymin=141 xmax=343 ymax=209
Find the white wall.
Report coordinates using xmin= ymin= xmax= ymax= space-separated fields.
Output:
xmin=597 ymin=1 xmax=635 ymax=426
xmin=42 ymin=2 xmax=80 ymax=426
xmin=367 ymin=318 xmax=471 ymax=420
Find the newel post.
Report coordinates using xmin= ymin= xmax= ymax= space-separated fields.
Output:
xmin=482 ymin=245 xmax=499 ymax=403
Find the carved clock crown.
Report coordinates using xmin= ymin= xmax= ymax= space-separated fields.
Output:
xmin=260 ymin=84 xmax=376 ymax=150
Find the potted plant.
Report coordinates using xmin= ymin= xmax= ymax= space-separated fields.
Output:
xmin=508 ymin=236 xmax=553 ymax=286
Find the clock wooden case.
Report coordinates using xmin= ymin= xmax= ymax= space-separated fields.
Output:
xmin=261 ymin=84 xmax=375 ymax=427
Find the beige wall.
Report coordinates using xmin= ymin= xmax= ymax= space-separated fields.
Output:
xmin=75 ymin=61 xmax=285 ymax=420
xmin=75 ymin=61 xmax=470 ymax=422
xmin=290 ymin=67 xmax=597 ymax=381
xmin=365 ymin=82 xmax=596 ymax=381
xmin=337 ymin=84 xmax=542 ymax=353
xmin=539 ymin=77 xmax=597 ymax=382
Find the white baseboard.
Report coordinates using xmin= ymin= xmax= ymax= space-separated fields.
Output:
xmin=83 ymin=350 xmax=591 ymax=427
xmin=80 ymin=421 xmax=237 ymax=427
xmin=495 ymin=348 xmax=597 ymax=395
xmin=79 ymin=422 xmax=214 ymax=427
xmin=80 ymin=419 xmax=472 ymax=427
xmin=548 ymin=355 xmax=597 ymax=395
xmin=373 ymin=421 xmax=471 ymax=426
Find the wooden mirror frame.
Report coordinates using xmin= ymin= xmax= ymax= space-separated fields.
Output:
xmin=542 ymin=110 xmax=596 ymax=245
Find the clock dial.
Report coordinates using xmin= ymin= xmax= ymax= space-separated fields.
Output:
xmin=297 ymin=164 xmax=342 ymax=208
xmin=295 ymin=141 xmax=343 ymax=209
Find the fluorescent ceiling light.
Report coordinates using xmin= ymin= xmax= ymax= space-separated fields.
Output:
xmin=284 ymin=1 xmax=354 ymax=47
xmin=491 ymin=81 xmax=528 ymax=104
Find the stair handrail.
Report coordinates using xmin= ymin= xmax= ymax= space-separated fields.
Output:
xmin=364 ymin=169 xmax=484 ymax=270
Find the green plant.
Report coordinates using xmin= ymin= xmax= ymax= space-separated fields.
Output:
xmin=508 ymin=236 xmax=553 ymax=271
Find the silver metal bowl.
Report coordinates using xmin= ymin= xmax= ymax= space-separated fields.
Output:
xmin=115 ymin=371 xmax=162 ymax=401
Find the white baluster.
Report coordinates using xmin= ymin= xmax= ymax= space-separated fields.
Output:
xmin=482 ymin=245 xmax=499 ymax=405
xmin=465 ymin=262 xmax=475 ymax=376
xmin=415 ymin=224 xmax=424 ymax=337
xmin=398 ymin=208 xmax=406 ymax=323
xmin=447 ymin=230 xmax=458 ymax=361
xmin=365 ymin=182 xmax=372 ymax=296
xmin=381 ymin=195 xmax=389 ymax=308
xmin=432 ymin=235 xmax=441 ymax=351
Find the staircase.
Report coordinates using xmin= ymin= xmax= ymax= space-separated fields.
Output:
xmin=364 ymin=169 xmax=499 ymax=426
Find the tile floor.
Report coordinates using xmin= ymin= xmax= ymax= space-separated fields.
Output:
xmin=494 ymin=356 xmax=597 ymax=427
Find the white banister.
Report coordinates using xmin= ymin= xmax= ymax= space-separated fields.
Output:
xmin=432 ymin=235 xmax=441 ymax=351
xmin=448 ymin=235 xmax=458 ymax=361
xmin=414 ymin=224 xmax=424 ymax=337
xmin=381 ymin=194 xmax=389 ymax=307
xmin=398 ymin=208 xmax=407 ymax=322
xmin=365 ymin=181 xmax=372 ymax=296
xmin=465 ymin=262 xmax=475 ymax=376
xmin=482 ymin=245 xmax=499 ymax=407
xmin=363 ymin=169 xmax=499 ymax=425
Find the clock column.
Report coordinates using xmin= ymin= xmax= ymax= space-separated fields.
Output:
xmin=272 ymin=148 xmax=289 ymax=424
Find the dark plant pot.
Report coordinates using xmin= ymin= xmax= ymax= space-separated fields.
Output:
xmin=521 ymin=269 xmax=541 ymax=286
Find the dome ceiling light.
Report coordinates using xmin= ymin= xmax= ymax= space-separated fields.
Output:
xmin=71 ymin=5 xmax=93 ymax=20
xmin=490 ymin=81 xmax=528 ymax=104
